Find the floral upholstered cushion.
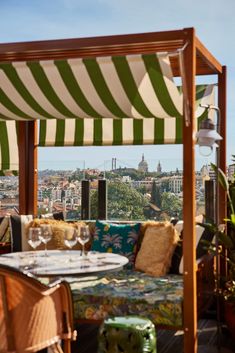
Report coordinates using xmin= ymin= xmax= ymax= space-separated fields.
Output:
xmin=91 ymin=221 xmax=141 ymax=269
xmin=70 ymin=270 xmax=183 ymax=328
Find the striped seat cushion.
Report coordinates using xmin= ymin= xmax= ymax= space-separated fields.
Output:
xmin=9 ymin=215 xmax=33 ymax=252
xmin=0 ymin=216 xmax=9 ymax=242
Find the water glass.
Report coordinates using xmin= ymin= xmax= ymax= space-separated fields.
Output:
xmin=27 ymin=227 xmax=42 ymax=265
xmin=64 ymin=227 xmax=78 ymax=262
xmin=77 ymin=225 xmax=90 ymax=258
xmin=28 ymin=227 xmax=42 ymax=250
xmin=40 ymin=224 xmax=52 ymax=257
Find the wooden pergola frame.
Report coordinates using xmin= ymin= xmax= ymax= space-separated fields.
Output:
xmin=0 ymin=27 xmax=227 ymax=353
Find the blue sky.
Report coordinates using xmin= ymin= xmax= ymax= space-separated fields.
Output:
xmin=0 ymin=0 xmax=234 ymax=171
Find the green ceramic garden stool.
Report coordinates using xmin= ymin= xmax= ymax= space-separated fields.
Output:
xmin=98 ymin=316 xmax=157 ymax=353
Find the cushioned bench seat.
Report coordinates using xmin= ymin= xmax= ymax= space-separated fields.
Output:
xmin=70 ymin=270 xmax=183 ymax=328
xmin=7 ymin=216 xmax=213 ymax=327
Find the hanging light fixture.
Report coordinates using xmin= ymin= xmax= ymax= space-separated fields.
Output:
xmin=196 ymin=105 xmax=223 ymax=156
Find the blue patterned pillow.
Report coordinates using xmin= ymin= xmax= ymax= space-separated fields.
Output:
xmin=91 ymin=221 xmax=141 ymax=269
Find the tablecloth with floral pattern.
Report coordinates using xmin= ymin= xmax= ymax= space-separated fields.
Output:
xmin=68 ymin=270 xmax=183 ymax=327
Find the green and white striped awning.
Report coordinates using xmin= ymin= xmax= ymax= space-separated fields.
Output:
xmin=0 ymin=51 xmax=215 ymax=171
xmin=0 ymin=84 xmax=215 ymax=172
xmin=0 ymin=121 xmax=18 ymax=175
xmin=0 ymin=53 xmax=183 ymax=121
xmin=39 ymin=84 xmax=215 ymax=146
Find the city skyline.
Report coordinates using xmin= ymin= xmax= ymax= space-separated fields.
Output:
xmin=38 ymin=145 xmax=219 ymax=172
xmin=37 ymin=151 xmax=212 ymax=173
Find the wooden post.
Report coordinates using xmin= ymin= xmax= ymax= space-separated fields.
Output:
xmin=98 ymin=179 xmax=107 ymax=220
xmin=27 ymin=121 xmax=38 ymax=215
xmin=18 ymin=121 xmax=38 ymax=215
xmin=81 ymin=180 xmax=90 ymax=220
xmin=205 ymin=180 xmax=216 ymax=222
xmin=183 ymin=28 xmax=197 ymax=353
xmin=218 ymin=66 xmax=227 ymax=223
xmin=18 ymin=122 xmax=27 ymax=215
xmin=218 ymin=66 xmax=227 ymax=277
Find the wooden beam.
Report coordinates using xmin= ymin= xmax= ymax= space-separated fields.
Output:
xmin=0 ymin=29 xmax=186 ymax=60
xmin=27 ymin=121 xmax=38 ymax=215
xmin=195 ymin=37 xmax=223 ymax=74
xmin=182 ymin=28 xmax=197 ymax=353
xmin=0 ymin=29 xmax=222 ymax=76
xmin=18 ymin=122 xmax=27 ymax=215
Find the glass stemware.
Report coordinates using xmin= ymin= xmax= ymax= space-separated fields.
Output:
xmin=40 ymin=224 xmax=52 ymax=257
xmin=27 ymin=227 xmax=42 ymax=265
xmin=64 ymin=227 xmax=78 ymax=262
xmin=77 ymin=225 xmax=90 ymax=258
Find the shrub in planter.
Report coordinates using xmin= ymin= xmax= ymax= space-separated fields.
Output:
xmin=198 ymin=159 xmax=235 ymax=338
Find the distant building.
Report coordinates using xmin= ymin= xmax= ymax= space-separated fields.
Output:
xmin=122 ymin=175 xmax=131 ymax=183
xmin=51 ymin=187 xmax=62 ymax=201
xmin=169 ymin=175 xmax=183 ymax=194
xmin=228 ymin=164 xmax=235 ymax=181
xmin=157 ymin=161 xmax=162 ymax=173
xmin=208 ymin=167 xmax=216 ymax=181
xmin=200 ymin=165 xmax=210 ymax=179
xmin=138 ymin=154 xmax=148 ymax=172
xmin=200 ymin=164 xmax=211 ymax=186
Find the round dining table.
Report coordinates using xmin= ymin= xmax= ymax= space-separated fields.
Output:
xmin=0 ymin=250 xmax=129 ymax=277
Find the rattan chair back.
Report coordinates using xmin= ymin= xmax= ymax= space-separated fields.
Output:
xmin=0 ymin=264 xmax=76 ymax=353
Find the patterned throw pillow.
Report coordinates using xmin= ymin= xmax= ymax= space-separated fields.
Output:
xmin=91 ymin=221 xmax=141 ymax=269
xmin=135 ymin=221 xmax=179 ymax=277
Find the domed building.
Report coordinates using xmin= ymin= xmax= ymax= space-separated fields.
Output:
xmin=138 ymin=154 xmax=148 ymax=172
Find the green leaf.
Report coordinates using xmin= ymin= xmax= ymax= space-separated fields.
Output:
xmin=197 ymin=221 xmax=217 ymax=233
xmin=219 ymin=232 xmax=234 ymax=249
xmin=231 ymin=214 xmax=235 ymax=226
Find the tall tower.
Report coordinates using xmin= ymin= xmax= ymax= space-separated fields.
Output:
xmin=112 ymin=158 xmax=117 ymax=170
xmin=157 ymin=161 xmax=162 ymax=173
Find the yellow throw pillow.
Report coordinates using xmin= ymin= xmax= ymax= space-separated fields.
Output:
xmin=135 ymin=221 xmax=179 ymax=277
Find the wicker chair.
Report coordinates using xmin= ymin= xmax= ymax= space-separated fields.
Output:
xmin=0 ymin=264 xmax=77 ymax=353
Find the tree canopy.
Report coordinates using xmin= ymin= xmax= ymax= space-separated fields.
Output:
xmin=90 ymin=181 xmax=148 ymax=220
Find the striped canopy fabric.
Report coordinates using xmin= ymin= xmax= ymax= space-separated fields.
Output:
xmin=0 ymin=121 xmax=18 ymax=175
xmin=0 ymin=51 xmax=215 ymax=171
xmin=39 ymin=84 xmax=215 ymax=147
xmin=0 ymin=84 xmax=215 ymax=172
xmin=0 ymin=53 xmax=183 ymax=121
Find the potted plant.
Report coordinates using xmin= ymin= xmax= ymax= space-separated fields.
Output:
xmin=198 ymin=157 xmax=235 ymax=338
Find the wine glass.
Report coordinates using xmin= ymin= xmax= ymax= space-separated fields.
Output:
xmin=64 ymin=227 xmax=78 ymax=262
xmin=27 ymin=227 xmax=42 ymax=265
xmin=77 ymin=225 xmax=90 ymax=258
xmin=40 ymin=224 xmax=52 ymax=257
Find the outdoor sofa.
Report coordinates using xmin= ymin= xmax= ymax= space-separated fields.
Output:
xmin=2 ymin=215 xmax=215 ymax=330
